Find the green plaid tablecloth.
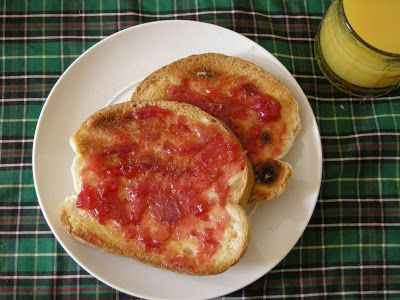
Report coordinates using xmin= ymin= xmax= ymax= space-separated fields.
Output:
xmin=1 ymin=0 xmax=400 ymax=298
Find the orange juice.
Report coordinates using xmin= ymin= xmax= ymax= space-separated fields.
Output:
xmin=316 ymin=0 xmax=400 ymax=94
xmin=344 ymin=0 xmax=400 ymax=55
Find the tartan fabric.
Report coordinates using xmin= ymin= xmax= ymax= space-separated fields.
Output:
xmin=1 ymin=0 xmax=400 ymax=298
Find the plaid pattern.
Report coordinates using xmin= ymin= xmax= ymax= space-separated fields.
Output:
xmin=1 ymin=0 xmax=400 ymax=298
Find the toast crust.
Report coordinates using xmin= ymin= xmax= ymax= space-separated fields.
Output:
xmin=62 ymin=100 xmax=253 ymax=275
xmin=131 ymin=53 xmax=301 ymax=202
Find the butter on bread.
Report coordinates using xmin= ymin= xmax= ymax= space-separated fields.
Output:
xmin=131 ymin=53 xmax=301 ymax=202
xmin=61 ymin=100 xmax=253 ymax=275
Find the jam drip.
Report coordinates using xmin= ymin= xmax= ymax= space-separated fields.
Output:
xmin=76 ymin=106 xmax=246 ymax=261
xmin=167 ymin=75 xmax=286 ymax=161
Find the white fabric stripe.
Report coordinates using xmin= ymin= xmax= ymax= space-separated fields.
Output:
xmin=0 ymin=55 xmax=78 ymax=59
xmin=0 ymin=139 xmax=34 ymax=143
xmin=0 ymin=184 xmax=34 ymax=187
xmin=295 ymin=243 xmax=400 ymax=248
xmin=261 ymin=291 xmax=400 ymax=299
xmin=307 ymin=223 xmax=400 ymax=228
xmin=55 ymin=2 xmax=64 ymax=298
xmin=1 ymin=0 xmax=6 ymax=192
xmin=322 ymin=198 xmax=399 ymax=202
xmin=116 ymin=0 xmax=121 ymax=30
xmin=1 ymin=36 xmax=105 ymax=40
xmin=321 ymin=132 xmax=400 ymax=139
xmin=328 ymin=67 xmax=346 ymax=292
xmin=269 ymin=265 xmax=400 ymax=273
xmin=249 ymin=0 xmax=258 ymax=43
xmin=230 ymin=2 xmax=237 ymax=41
xmin=307 ymin=95 xmax=400 ymax=101
xmin=323 ymin=157 xmax=400 ymax=162
xmin=371 ymin=98 xmax=387 ymax=299
xmin=0 ymin=231 xmax=52 ymax=235
xmin=352 ymin=94 xmax=368 ymax=295
xmin=0 ymin=275 xmax=92 ymax=279
xmin=317 ymin=114 xmax=400 ymax=121
xmin=294 ymin=74 xmax=325 ymax=79
xmin=0 ymin=98 xmax=44 ymax=102
xmin=0 ymin=205 xmax=39 ymax=209
xmin=0 ymin=253 xmax=69 ymax=257
xmin=0 ymin=119 xmax=37 ymax=122
xmin=0 ymin=74 xmax=59 ymax=79
xmin=0 ymin=163 xmax=32 ymax=167
xmin=243 ymin=32 xmax=314 ymax=41
xmin=13 ymin=5 xmax=28 ymax=298
xmin=0 ymin=10 xmax=324 ymax=19
xmin=322 ymin=178 xmax=400 ymax=183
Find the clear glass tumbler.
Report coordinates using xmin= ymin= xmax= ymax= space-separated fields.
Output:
xmin=314 ymin=0 xmax=400 ymax=98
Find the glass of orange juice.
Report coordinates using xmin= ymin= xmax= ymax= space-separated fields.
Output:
xmin=315 ymin=0 xmax=400 ymax=97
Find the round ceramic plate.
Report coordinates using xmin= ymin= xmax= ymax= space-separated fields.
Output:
xmin=33 ymin=20 xmax=322 ymax=300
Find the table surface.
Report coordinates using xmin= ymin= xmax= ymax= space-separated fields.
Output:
xmin=1 ymin=0 xmax=400 ymax=299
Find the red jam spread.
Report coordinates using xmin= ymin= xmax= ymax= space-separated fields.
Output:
xmin=167 ymin=74 xmax=286 ymax=163
xmin=76 ymin=106 xmax=246 ymax=264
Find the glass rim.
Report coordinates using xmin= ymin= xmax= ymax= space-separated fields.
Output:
xmin=339 ymin=0 xmax=400 ymax=59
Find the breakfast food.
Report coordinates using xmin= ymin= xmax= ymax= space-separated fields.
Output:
xmin=131 ymin=53 xmax=301 ymax=202
xmin=61 ymin=100 xmax=253 ymax=275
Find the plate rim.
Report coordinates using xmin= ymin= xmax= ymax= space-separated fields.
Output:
xmin=33 ymin=19 xmax=322 ymax=300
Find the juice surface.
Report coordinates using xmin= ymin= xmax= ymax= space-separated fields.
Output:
xmin=343 ymin=0 xmax=400 ymax=54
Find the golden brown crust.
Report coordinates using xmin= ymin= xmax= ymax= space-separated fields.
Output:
xmin=62 ymin=100 xmax=253 ymax=275
xmin=131 ymin=53 xmax=301 ymax=203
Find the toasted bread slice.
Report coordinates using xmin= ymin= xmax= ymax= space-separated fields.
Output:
xmin=61 ymin=100 xmax=253 ymax=275
xmin=131 ymin=53 xmax=301 ymax=202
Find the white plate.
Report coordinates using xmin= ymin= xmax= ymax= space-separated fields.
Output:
xmin=33 ymin=20 xmax=322 ymax=300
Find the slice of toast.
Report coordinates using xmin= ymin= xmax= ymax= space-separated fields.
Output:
xmin=131 ymin=53 xmax=301 ymax=203
xmin=61 ymin=100 xmax=253 ymax=275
